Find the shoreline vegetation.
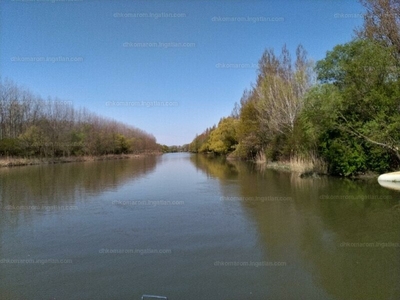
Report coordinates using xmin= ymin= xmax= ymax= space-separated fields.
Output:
xmin=0 ymin=152 xmax=162 ymax=168
xmin=0 ymin=78 xmax=162 ymax=164
xmin=189 ymin=0 xmax=400 ymax=178
xmin=227 ymin=151 xmax=378 ymax=179
xmin=256 ymin=159 xmax=379 ymax=179
xmin=194 ymin=150 xmax=380 ymax=180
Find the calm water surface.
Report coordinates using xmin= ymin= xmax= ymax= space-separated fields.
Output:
xmin=0 ymin=153 xmax=399 ymax=300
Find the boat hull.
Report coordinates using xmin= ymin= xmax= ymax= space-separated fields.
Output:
xmin=378 ymin=171 xmax=400 ymax=182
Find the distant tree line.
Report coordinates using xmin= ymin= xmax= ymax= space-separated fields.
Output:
xmin=161 ymin=144 xmax=189 ymax=153
xmin=0 ymin=79 xmax=160 ymax=158
xmin=190 ymin=0 xmax=400 ymax=176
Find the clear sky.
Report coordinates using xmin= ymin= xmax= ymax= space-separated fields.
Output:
xmin=0 ymin=0 xmax=364 ymax=146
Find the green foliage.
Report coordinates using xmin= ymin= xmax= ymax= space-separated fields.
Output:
xmin=189 ymin=126 xmax=215 ymax=153
xmin=161 ymin=145 xmax=170 ymax=153
xmin=208 ymin=117 xmax=238 ymax=155
xmin=0 ymin=138 xmax=22 ymax=156
xmin=235 ymin=97 xmax=262 ymax=159
xmin=304 ymin=39 xmax=400 ymax=176
xmin=162 ymin=145 xmax=188 ymax=153
xmin=365 ymin=144 xmax=392 ymax=174
xmin=114 ymin=134 xmax=130 ymax=154
xmin=69 ymin=130 xmax=85 ymax=156
xmin=192 ymin=39 xmax=400 ymax=177
xmin=18 ymin=125 xmax=48 ymax=157
xmin=319 ymin=132 xmax=367 ymax=176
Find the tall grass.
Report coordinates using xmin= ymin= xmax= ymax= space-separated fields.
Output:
xmin=255 ymin=151 xmax=267 ymax=163
xmin=289 ymin=153 xmax=327 ymax=175
xmin=0 ymin=157 xmax=42 ymax=167
xmin=255 ymin=150 xmax=327 ymax=175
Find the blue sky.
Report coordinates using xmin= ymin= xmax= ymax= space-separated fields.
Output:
xmin=0 ymin=0 xmax=364 ymax=145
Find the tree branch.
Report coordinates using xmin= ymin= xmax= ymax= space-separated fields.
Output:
xmin=338 ymin=112 xmax=400 ymax=160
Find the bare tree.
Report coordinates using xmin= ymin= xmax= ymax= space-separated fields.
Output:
xmin=356 ymin=0 xmax=400 ymax=56
xmin=0 ymin=79 xmax=159 ymax=157
xmin=255 ymin=45 xmax=314 ymax=135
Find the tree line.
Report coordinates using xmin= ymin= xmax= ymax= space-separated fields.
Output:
xmin=0 ymin=79 xmax=160 ymax=158
xmin=189 ymin=0 xmax=400 ymax=177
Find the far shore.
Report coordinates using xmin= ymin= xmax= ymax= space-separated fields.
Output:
xmin=0 ymin=152 xmax=162 ymax=168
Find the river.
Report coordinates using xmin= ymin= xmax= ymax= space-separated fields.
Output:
xmin=0 ymin=153 xmax=399 ymax=300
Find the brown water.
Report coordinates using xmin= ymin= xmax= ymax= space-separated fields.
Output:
xmin=0 ymin=153 xmax=399 ymax=299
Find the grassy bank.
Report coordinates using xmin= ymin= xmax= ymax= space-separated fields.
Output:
xmin=253 ymin=152 xmax=327 ymax=176
xmin=254 ymin=156 xmax=379 ymax=179
xmin=256 ymin=160 xmax=326 ymax=177
xmin=0 ymin=152 xmax=162 ymax=168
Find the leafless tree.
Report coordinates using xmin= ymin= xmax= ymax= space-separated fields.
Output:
xmin=0 ymin=79 xmax=159 ymax=157
xmin=356 ymin=0 xmax=400 ymax=56
xmin=255 ymin=45 xmax=314 ymax=135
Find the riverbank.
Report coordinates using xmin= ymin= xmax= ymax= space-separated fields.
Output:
xmin=256 ymin=160 xmax=380 ymax=179
xmin=0 ymin=152 xmax=162 ymax=168
xmin=226 ymin=151 xmax=379 ymax=179
xmin=256 ymin=160 xmax=323 ymax=177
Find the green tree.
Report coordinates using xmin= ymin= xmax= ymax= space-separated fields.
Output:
xmin=304 ymin=39 xmax=400 ymax=176
xmin=235 ymin=91 xmax=262 ymax=159
xmin=114 ymin=134 xmax=130 ymax=154
xmin=69 ymin=130 xmax=85 ymax=156
xmin=18 ymin=125 xmax=49 ymax=157
xmin=208 ymin=117 xmax=238 ymax=155
xmin=0 ymin=138 xmax=21 ymax=156
xmin=189 ymin=126 xmax=215 ymax=153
